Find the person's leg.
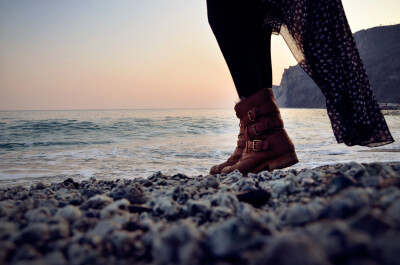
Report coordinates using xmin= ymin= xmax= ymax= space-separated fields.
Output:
xmin=207 ymin=0 xmax=273 ymax=99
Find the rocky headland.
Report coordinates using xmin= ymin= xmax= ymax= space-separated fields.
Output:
xmin=1 ymin=162 xmax=400 ymax=265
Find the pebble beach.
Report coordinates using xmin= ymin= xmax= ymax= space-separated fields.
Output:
xmin=1 ymin=161 xmax=400 ymax=265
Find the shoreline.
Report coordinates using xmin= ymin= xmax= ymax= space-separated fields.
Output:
xmin=1 ymin=161 xmax=400 ymax=265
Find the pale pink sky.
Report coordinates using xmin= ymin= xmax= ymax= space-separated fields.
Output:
xmin=0 ymin=0 xmax=399 ymax=110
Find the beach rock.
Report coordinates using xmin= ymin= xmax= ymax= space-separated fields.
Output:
xmin=56 ymin=205 xmax=82 ymax=223
xmin=152 ymin=220 xmax=203 ymax=265
xmin=281 ymin=203 xmax=314 ymax=226
xmin=251 ymin=232 xmax=330 ymax=265
xmin=44 ymin=251 xmax=68 ymax=265
xmin=0 ymin=200 xmax=15 ymax=218
xmin=236 ymin=189 xmax=271 ymax=207
xmin=327 ymin=173 xmax=356 ymax=195
xmin=374 ymin=230 xmax=400 ymax=265
xmin=270 ymin=180 xmax=289 ymax=198
xmin=206 ymin=215 xmax=267 ymax=259
xmin=366 ymin=162 xmax=396 ymax=179
xmin=35 ymin=182 xmax=46 ymax=190
xmin=321 ymin=188 xmax=369 ymax=219
xmin=15 ymin=223 xmax=51 ymax=248
xmin=149 ymin=171 xmax=167 ymax=181
xmin=221 ymin=170 xmax=242 ymax=184
xmin=305 ymin=220 xmax=372 ymax=264
xmin=202 ymin=175 xmax=219 ymax=189
xmin=340 ymin=162 xmax=368 ymax=179
xmin=0 ymin=221 xmax=18 ymax=240
xmin=385 ymin=199 xmax=400 ymax=228
xmin=172 ymin=186 xmax=198 ymax=204
xmin=378 ymin=187 xmax=400 ymax=209
xmin=348 ymin=207 xmax=390 ymax=236
xmin=0 ymin=240 xmax=15 ymax=263
xmin=186 ymin=199 xmax=210 ymax=218
xmin=25 ymin=207 xmax=54 ymax=223
xmin=11 ymin=244 xmax=42 ymax=262
xmin=90 ymin=220 xmax=122 ymax=238
xmin=109 ymin=184 xmax=146 ymax=204
xmin=211 ymin=191 xmax=240 ymax=212
xmin=48 ymin=217 xmax=70 ymax=240
xmin=209 ymin=206 xmax=233 ymax=221
xmin=67 ymin=243 xmax=97 ymax=265
xmin=152 ymin=196 xmax=180 ymax=220
xmin=109 ymin=230 xmax=143 ymax=258
xmin=361 ymin=176 xmax=381 ymax=188
xmin=100 ymin=199 xmax=130 ymax=220
xmin=55 ymin=189 xmax=80 ymax=202
xmin=81 ymin=194 xmax=113 ymax=210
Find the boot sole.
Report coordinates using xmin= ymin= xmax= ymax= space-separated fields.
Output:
xmin=251 ymin=152 xmax=299 ymax=173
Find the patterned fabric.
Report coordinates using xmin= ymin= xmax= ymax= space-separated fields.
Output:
xmin=260 ymin=0 xmax=394 ymax=147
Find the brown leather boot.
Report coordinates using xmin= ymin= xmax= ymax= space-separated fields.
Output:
xmin=209 ymin=124 xmax=246 ymax=174
xmin=221 ymin=88 xmax=299 ymax=175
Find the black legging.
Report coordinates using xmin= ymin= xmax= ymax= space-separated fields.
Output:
xmin=207 ymin=0 xmax=273 ymax=99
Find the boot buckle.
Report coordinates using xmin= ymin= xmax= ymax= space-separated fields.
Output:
xmin=247 ymin=109 xmax=257 ymax=122
xmin=252 ymin=140 xmax=262 ymax=151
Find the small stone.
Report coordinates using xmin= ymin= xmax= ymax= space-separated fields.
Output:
xmin=156 ymin=179 xmax=168 ymax=186
xmin=152 ymin=196 xmax=180 ymax=220
xmin=67 ymin=243 xmax=97 ymax=265
xmin=44 ymin=251 xmax=68 ymax=265
xmin=128 ymin=204 xmax=153 ymax=214
xmin=340 ymin=162 xmax=368 ymax=179
xmin=221 ymin=170 xmax=242 ymax=184
xmin=11 ymin=244 xmax=42 ymax=262
xmin=327 ymin=173 xmax=356 ymax=195
xmin=252 ymin=232 xmax=330 ymax=265
xmin=81 ymin=194 xmax=113 ymax=210
xmin=35 ymin=182 xmax=46 ymax=190
xmin=361 ymin=176 xmax=381 ymax=188
xmin=16 ymin=223 xmax=51 ymax=248
xmin=386 ymin=199 xmax=400 ymax=227
xmin=202 ymin=175 xmax=219 ymax=189
xmin=186 ymin=199 xmax=211 ymax=217
xmin=236 ymin=189 xmax=271 ymax=207
xmin=100 ymin=199 xmax=130 ymax=220
xmin=0 ymin=201 xmax=15 ymax=218
xmin=375 ymin=230 xmax=400 ymax=265
xmin=152 ymin=220 xmax=202 ymax=265
xmin=25 ymin=207 xmax=53 ymax=223
xmin=109 ymin=230 xmax=144 ymax=258
xmin=282 ymin=203 xmax=314 ymax=226
xmin=270 ymin=180 xmax=289 ymax=198
xmin=231 ymin=178 xmax=257 ymax=192
xmin=0 ymin=221 xmax=18 ymax=240
xmin=56 ymin=205 xmax=82 ymax=223
xmin=90 ymin=220 xmax=122 ymax=238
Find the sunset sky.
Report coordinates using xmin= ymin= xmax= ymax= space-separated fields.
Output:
xmin=0 ymin=0 xmax=399 ymax=110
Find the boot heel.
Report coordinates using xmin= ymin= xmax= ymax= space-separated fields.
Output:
xmin=252 ymin=152 xmax=299 ymax=173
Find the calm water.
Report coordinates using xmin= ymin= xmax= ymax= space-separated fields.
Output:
xmin=0 ymin=109 xmax=399 ymax=186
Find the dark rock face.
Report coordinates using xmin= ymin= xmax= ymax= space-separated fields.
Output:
xmin=273 ymin=24 xmax=400 ymax=108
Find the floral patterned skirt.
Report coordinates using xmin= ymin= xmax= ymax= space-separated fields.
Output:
xmin=260 ymin=0 xmax=394 ymax=147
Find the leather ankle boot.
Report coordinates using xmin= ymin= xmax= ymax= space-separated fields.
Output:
xmin=209 ymin=124 xmax=245 ymax=174
xmin=221 ymin=88 xmax=298 ymax=175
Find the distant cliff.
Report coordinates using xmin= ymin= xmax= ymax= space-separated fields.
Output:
xmin=274 ymin=24 xmax=400 ymax=108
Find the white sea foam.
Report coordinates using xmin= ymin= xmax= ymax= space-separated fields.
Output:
xmin=0 ymin=109 xmax=399 ymax=186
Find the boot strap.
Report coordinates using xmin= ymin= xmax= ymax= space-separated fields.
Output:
xmin=247 ymin=117 xmax=283 ymax=138
xmin=240 ymin=104 xmax=279 ymax=127
xmin=237 ymin=139 xmax=246 ymax=148
xmin=249 ymin=139 xmax=269 ymax=152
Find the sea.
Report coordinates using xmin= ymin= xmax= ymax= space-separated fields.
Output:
xmin=0 ymin=108 xmax=399 ymax=187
